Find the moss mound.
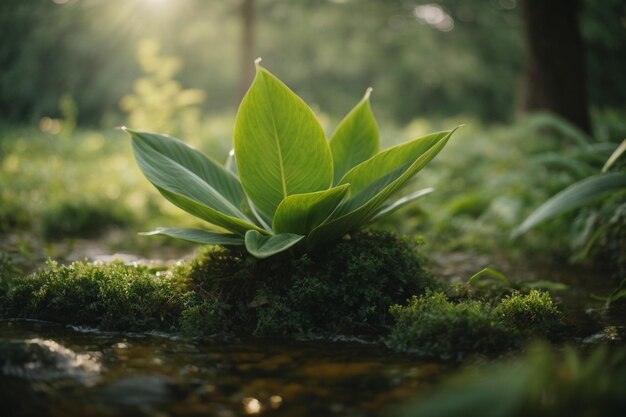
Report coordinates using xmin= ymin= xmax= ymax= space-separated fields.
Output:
xmin=1 ymin=260 xmax=194 ymax=332
xmin=387 ymin=290 xmax=563 ymax=358
xmin=183 ymin=231 xmax=439 ymax=336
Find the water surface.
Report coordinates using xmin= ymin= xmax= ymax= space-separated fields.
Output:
xmin=0 ymin=320 xmax=450 ymax=417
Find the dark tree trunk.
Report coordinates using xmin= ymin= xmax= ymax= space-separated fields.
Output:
xmin=237 ymin=0 xmax=256 ymax=104
xmin=518 ymin=0 xmax=591 ymax=134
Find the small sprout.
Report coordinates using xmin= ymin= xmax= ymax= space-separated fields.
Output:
xmin=467 ymin=267 xmax=510 ymax=287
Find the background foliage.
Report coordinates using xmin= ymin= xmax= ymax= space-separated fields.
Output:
xmin=1 ymin=0 xmax=624 ymax=127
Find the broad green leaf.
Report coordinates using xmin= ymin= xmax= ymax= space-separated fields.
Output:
xmin=234 ymin=65 xmax=333 ymax=219
xmin=156 ymin=187 xmax=266 ymax=236
xmin=128 ymin=129 xmax=248 ymax=217
xmin=307 ymin=130 xmax=454 ymax=249
xmin=127 ymin=129 xmax=265 ymax=235
xmin=273 ymin=184 xmax=350 ymax=235
xmin=513 ymin=172 xmax=626 ymax=236
xmin=140 ymin=227 xmax=244 ymax=246
xmin=369 ymin=187 xmax=434 ymax=222
xmin=339 ymin=131 xmax=451 ymax=195
xmin=247 ymin=198 xmax=273 ymax=232
xmin=244 ymin=230 xmax=304 ymax=259
xmin=329 ymin=88 xmax=379 ymax=184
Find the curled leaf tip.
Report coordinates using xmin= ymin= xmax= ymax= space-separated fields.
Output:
xmin=254 ymin=57 xmax=262 ymax=65
xmin=364 ymin=87 xmax=373 ymax=100
xmin=118 ymin=126 xmax=128 ymax=131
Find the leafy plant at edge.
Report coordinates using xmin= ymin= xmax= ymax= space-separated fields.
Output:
xmin=125 ymin=60 xmax=457 ymax=258
xmin=514 ymin=138 xmax=626 ymax=237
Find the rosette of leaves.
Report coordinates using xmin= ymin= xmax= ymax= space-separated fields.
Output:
xmin=125 ymin=62 xmax=456 ymax=258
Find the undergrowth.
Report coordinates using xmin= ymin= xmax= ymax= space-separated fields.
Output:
xmin=387 ymin=290 xmax=563 ymax=358
xmin=0 ymin=232 xmax=565 ymax=358
xmin=0 ymin=259 xmax=194 ymax=332
xmin=182 ymin=231 xmax=439 ymax=336
xmin=42 ymin=199 xmax=134 ymax=239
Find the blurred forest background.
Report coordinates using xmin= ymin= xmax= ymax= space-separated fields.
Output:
xmin=2 ymin=0 xmax=625 ymax=127
xmin=0 ymin=0 xmax=625 ymax=276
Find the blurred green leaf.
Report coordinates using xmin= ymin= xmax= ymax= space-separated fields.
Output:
xmin=523 ymin=280 xmax=569 ymax=291
xmin=514 ymin=173 xmax=626 ymax=236
xmin=467 ymin=268 xmax=510 ymax=287
xmin=602 ymin=139 xmax=626 ymax=172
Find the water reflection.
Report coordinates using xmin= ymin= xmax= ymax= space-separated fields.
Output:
xmin=1 ymin=337 xmax=101 ymax=383
xmin=0 ymin=319 xmax=448 ymax=417
xmin=242 ymin=397 xmax=261 ymax=414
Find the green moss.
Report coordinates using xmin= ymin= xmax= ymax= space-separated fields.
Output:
xmin=1 ymin=231 xmax=437 ymax=339
xmin=185 ymin=231 xmax=439 ymax=336
xmin=1 ymin=260 xmax=193 ymax=332
xmin=387 ymin=292 xmax=516 ymax=357
xmin=493 ymin=290 xmax=561 ymax=335
xmin=387 ymin=290 xmax=562 ymax=357
xmin=4 ymin=231 xmax=563 ymax=357
xmin=178 ymin=297 xmax=229 ymax=337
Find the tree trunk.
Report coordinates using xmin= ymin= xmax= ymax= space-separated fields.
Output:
xmin=518 ymin=0 xmax=591 ymax=134
xmin=237 ymin=0 xmax=256 ymax=104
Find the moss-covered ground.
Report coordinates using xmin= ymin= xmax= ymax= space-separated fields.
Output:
xmin=0 ymin=231 xmax=564 ymax=357
xmin=387 ymin=290 xmax=562 ymax=357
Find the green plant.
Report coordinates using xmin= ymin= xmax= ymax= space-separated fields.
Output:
xmin=592 ymin=278 xmax=626 ymax=309
xmin=0 ymin=232 xmax=436 ymax=337
xmin=125 ymin=62 xmax=456 ymax=258
xmin=120 ymin=39 xmax=205 ymax=137
xmin=467 ymin=267 xmax=511 ymax=287
xmin=392 ymin=343 xmax=626 ymax=417
xmin=493 ymin=290 xmax=561 ymax=334
xmin=386 ymin=290 xmax=562 ymax=357
xmin=387 ymin=292 xmax=516 ymax=357
xmin=514 ymin=139 xmax=626 ymax=236
xmin=1 ymin=260 xmax=193 ymax=331
xmin=513 ymin=138 xmax=626 ymax=273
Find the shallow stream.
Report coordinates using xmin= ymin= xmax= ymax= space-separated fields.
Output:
xmin=0 ymin=320 xmax=452 ymax=417
xmin=2 ymin=240 xmax=624 ymax=417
